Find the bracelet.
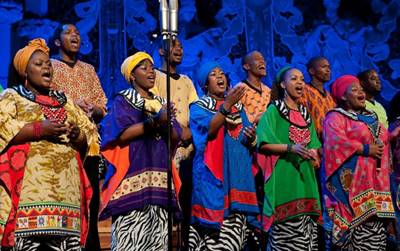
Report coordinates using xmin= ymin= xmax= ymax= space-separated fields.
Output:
xmin=33 ymin=122 xmax=42 ymax=140
xmin=218 ymin=104 xmax=231 ymax=116
xmin=250 ymin=135 xmax=257 ymax=148
xmin=287 ymin=144 xmax=292 ymax=153
xmin=362 ymin=144 xmax=369 ymax=156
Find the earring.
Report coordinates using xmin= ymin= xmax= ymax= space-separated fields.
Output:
xmin=24 ymin=78 xmax=28 ymax=87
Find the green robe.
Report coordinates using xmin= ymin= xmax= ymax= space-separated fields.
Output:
xmin=256 ymin=100 xmax=321 ymax=230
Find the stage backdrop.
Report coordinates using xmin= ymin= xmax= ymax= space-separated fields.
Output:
xmin=1 ymin=0 xmax=399 ymax=103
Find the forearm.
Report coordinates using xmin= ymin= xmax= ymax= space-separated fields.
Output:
xmin=117 ymin=122 xmax=147 ymax=145
xmin=10 ymin=123 xmax=38 ymax=145
xmin=259 ymin=143 xmax=289 ymax=155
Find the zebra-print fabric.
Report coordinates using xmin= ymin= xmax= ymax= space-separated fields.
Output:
xmin=111 ymin=205 xmax=168 ymax=251
xmin=337 ymin=221 xmax=386 ymax=251
xmin=188 ymin=213 xmax=247 ymax=251
xmin=267 ymin=215 xmax=318 ymax=251
xmin=3 ymin=236 xmax=80 ymax=251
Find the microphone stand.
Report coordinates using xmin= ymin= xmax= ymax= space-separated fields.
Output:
xmin=160 ymin=1 xmax=178 ymax=250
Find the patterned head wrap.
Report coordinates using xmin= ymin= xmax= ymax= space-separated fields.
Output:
xmin=196 ymin=61 xmax=221 ymax=90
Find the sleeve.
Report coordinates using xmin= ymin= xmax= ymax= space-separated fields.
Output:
xmin=256 ymin=105 xmax=281 ymax=146
xmin=189 ymin=103 xmax=213 ymax=153
xmin=100 ymin=95 xmax=142 ymax=148
xmin=66 ymin=98 xmax=100 ymax=156
xmin=308 ymin=120 xmax=322 ymax=149
xmin=0 ymin=91 xmax=27 ymax=153
xmin=88 ymin=65 xmax=107 ymax=110
xmin=323 ymin=111 xmax=363 ymax=178
xmin=185 ymin=77 xmax=199 ymax=104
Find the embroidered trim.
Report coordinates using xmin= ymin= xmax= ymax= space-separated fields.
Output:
xmin=195 ymin=95 xmax=243 ymax=113
xmin=12 ymin=85 xmax=67 ymax=107
xmin=273 ymin=99 xmax=311 ymax=128
xmin=111 ymin=170 xmax=169 ymax=201
xmin=329 ymin=108 xmax=381 ymax=140
xmin=119 ymin=88 xmax=165 ymax=111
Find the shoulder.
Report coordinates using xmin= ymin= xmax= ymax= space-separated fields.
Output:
xmin=77 ymin=60 xmax=96 ymax=71
xmin=0 ymin=88 xmax=18 ymax=100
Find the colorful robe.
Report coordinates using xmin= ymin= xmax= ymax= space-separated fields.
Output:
xmin=190 ymin=96 xmax=259 ymax=229
xmin=256 ymin=100 xmax=322 ymax=231
xmin=0 ymin=86 xmax=98 ymax=247
xmin=323 ymin=108 xmax=395 ymax=245
xmin=99 ymin=88 xmax=181 ymax=220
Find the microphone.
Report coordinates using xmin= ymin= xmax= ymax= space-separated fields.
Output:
xmin=159 ymin=0 xmax=169 ymax=40
xmin=169 ymin=0 xmax=178 ymax=38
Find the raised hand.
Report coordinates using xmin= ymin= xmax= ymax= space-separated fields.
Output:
xmin=224 ymin=85 xmax=246 ymax=109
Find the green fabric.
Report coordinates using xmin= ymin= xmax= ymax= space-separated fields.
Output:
xmin=257 ymin=104 xmax=321 ymax=222
xmin=0 ymin=85 xmax=3 ymax=92
xmin=366 ymin=100 xmax=388 ymax=128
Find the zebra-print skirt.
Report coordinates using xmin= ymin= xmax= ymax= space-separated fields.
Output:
xmin=188 ymin=213 xmax=248 ymax=251
xmin=111 ymin=205 xmax=168 ymax=251
xmin=267 ymin=215 xmax=318 ymax=251
xmin=1 ymin=236 xmax=80 ymax=251
xmin=335 ymin=221 xmax=387 ymax=251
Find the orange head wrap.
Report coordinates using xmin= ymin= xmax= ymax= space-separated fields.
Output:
xmin=13 ymin=38 xmax=50 ymax=77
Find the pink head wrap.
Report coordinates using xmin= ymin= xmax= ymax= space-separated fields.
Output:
xmin=331 ymin=75 xmax=360 ymax=102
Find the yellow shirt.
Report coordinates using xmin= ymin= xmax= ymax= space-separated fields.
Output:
xmin=366 ymin=99 xmax=388 ymax=128
xmin=152 ymin=69 xmax=198 ymax=127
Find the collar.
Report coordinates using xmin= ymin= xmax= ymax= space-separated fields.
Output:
xmin=53 ymin=56 xmax=78 ymax=68
xmin=309 ymin=82 xmax=328 ymax=97
xmin=273 ymin=99 xmax=311 ymax=127
xmin=12 ymin=85 xmax=67 ymax=107
xmin=332 ymin=107 xmax=381 ymax=138
xmin=242 ymin=79 xmax=263 ymax=94
xmin=119 ymin=88 xmax=165 ymax=111
xmin=195 ymin=95 xmax=243 ymax=113
xmin=158 ymin=69 xmax=181 ymax=80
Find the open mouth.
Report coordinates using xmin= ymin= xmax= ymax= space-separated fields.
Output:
xmin=42 ymin=72 xmax=51 ymax=82
xmin=70 ymin=37 xmax=79 ymax=47
xmin=258 ymin=65 xmax=266 ymax=70
xmin=173 ymin=52 xmax=182 ymax=60
xmin=217 ymin=79 xmax=225 ymax=88
xmin=295 ymin=85 xmax=303 ymax=95
xmin=357 ymin=95 xmax=365 ymax=102
xmin=147 ymin=75 xmax=155 ymax=84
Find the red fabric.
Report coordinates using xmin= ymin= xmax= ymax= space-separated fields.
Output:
xmin=224 ymin=189 xmax=258 ymax=206
xmin=0 ymin=144 xmax=29 ymax=247
xmin=0 ymin=145 xmax=92 ymax=247
xmin=331 ymin=75 xmax=360 ymax=103
xmin=204 ymin=127 xmax=224 ymax=182
xmin=191 ymin=204 xmax=225 ymax=224
xmin=77 ymin=153 xmax=93 ymax=247
xmin=100 ymin=145 xmax=131 ymax=214
xmin=323 ymin=111 xmax=393 ymax=238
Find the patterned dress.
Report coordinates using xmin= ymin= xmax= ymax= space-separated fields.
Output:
xmin=0 ymin=86 xmax=98 ymax=249
xmin=188 ymin=96 xmax=259 ymax=251
xmin=298 ymin=84 xmax=335 ymax=140
xmin=99 ymin=88 xmax=181 ymax=251
xmin=323 ymin=108 xmax=395 ymax=249
xmin=256 ymin=100 xmax=321 ymax=250
xmin=239 ymin=80 xmax=271 ymax=124
xmin=51 ymin=59 xmax=107 ymax=110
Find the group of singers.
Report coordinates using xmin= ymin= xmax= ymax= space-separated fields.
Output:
xmin=1 ymin=23 xmax=400 ymax=251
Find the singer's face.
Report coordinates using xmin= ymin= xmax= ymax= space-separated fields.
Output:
xmin=131 ymin=59 xmax=156 ymax=90
xmin=59 ymin=24 xmax=81 ymax=54
xmin=207 ymin=67 xmax=227 ymax=97
xmin=169 ymin=39 xmax=183 ymax=65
